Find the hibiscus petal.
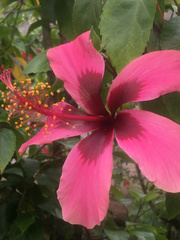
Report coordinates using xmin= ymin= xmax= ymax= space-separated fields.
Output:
xmin=115 ymin=109 xmax=180 ymax=192
xmin=47 ymin=31 xmax=107 ymax=115
xmin=57 ymin=128 xmax=114 ymax=229
xmin=107 ymin=50 xmax=180 ymax=114
xmin=19 ymin=102 xmax=102 ymax=155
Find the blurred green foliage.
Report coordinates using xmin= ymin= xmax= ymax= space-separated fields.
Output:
xmin=1 ymin=0 xmax=180 ymax=239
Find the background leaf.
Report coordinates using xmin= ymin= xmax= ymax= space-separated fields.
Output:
xmin=99 ymin=0 xmax=156 ymax=73
xmin=104 ymin=229 xmax=130 ymax=240
xmin=23 ymin=51 xmax=51 ymax=74
xmin=73 ymin=0 xmax=102 ymax=36
xmin=160 ymin=16 xmax=180 ymax=50
xmin=166 ymin=193 xmax=180 ymax=219
xmin=54 ymin=0 xmax=75 ymax=41
xmin=0 ymin=128 xmax=16 ymax=174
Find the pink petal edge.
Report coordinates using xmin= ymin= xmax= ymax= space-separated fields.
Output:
xmin=47 ymin=31 xmax=107 ymax=115
xmin=115 ymin=109 xmax=180 ymax=192
xmin=19 ymin=102 xmax=102 ymax=155
xmin=107 ymin=50 xmax=180 ymax=114
xmin=57 ymin=128 xmax=114 ymax=229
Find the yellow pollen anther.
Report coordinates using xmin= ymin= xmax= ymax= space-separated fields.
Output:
xmin=53 ymin=116 xmax=56 ymax=119
xmin=21 ymin=110 xmax=24 ymax=114
xmin=66 ymin=122 xmax=69 ymax=125
xmin=72 ymin=126 xmax=76 ymax=129
xmin=50 ymin=92 xmax=54 ymax=96
xmin=37 ymin=113 xmax=41 ymax=116
xmin=38 ymin=100 xmax=42 ymax=105
xmin=28 ymin=106 xmax=32 ymax=110
xmin=44 ymin=104 xmax=48 ymax=107
xmin=50 ymin=124 xmax=54 ymax=127
xmin=25 ymin=127 xmax=30 ymax=131
xmin=28 ymin=133 xmax=31 ymax=136
xmin=68 ymin=109 xmax=72 ymax=111
xmin=1 ymin=104 xmax=4 ymax=107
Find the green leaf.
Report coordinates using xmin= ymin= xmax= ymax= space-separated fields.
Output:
xmin=156 ymin=234 xmax=168 ymax=240
xmin=4 ymin=167 xmax=23 ymax=177
xmin=54 ymin=0 xmax=75 ymax=41
xmin=147 ymin=29 xmax=160 ymax=52
xmin=104 ymin=229 xmax=130 ymax=240
xmin=132 ymin=230 xmax=155 ymax=240
xmin=23 ymin=51 xmax=51 ymax=74
xmin=160 ymin=16 xmax=180 ymax=50
xmin=99 ymin=0 xmax=156 ymax=73
xmin=20 ymin=158 xmax=40 ymax=179
xmin=0 ymin=128 xmax=16 ymax=174
xmin=129 ymin=190 xmax=146 ymax=200
xmin=0 ymin=25 xmax=12 ymax=38
xmin=110 ymin=186 xmax=123 ymax=199
xmin=16 ymin=213 xmax=35 ymax=234
xmin=40 ymin=0 xmax=56 ymax=23
xmin=155 ymin=0 xmax=165 ymax=23
xmin=73 ymin=0 xmax=102 ymax=36
xmin=162 ymin=92 xmax=180 ymax=124
xmin=90 ymin=27 xmax=101 ymax=51
xmin=38 ymin=196 xmax=62 ymax=218
xmin=166 ymin=192 xmax=180 ymax=219
xmin=35 ymin=166 xmax=61 ymax=196
xmin=145 ymin=192 xmax=159 ymax=202
xmin=24 ymin=220 xmax=45 ymax=240
xmin=27 ymin=20 xmax=50 ymax=36
xmin=141 ymin=97 xmax=171 ymax=119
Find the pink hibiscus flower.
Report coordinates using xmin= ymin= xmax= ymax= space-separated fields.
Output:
xmin=1 ymin=31 xmax=180 ymax=229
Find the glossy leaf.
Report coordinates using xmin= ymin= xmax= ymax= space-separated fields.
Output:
xmin=0 ymin=128 xmax=16 ymax=174
xmin=160 ymin=16 xmax=180 ymax=50
xmin=73 ymin=0 xmax=102 ymax=36
xmin=99 ymin=0 xmax=156 ymax=73
xmin=23 ymin=50 xmax=51 ymax=74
